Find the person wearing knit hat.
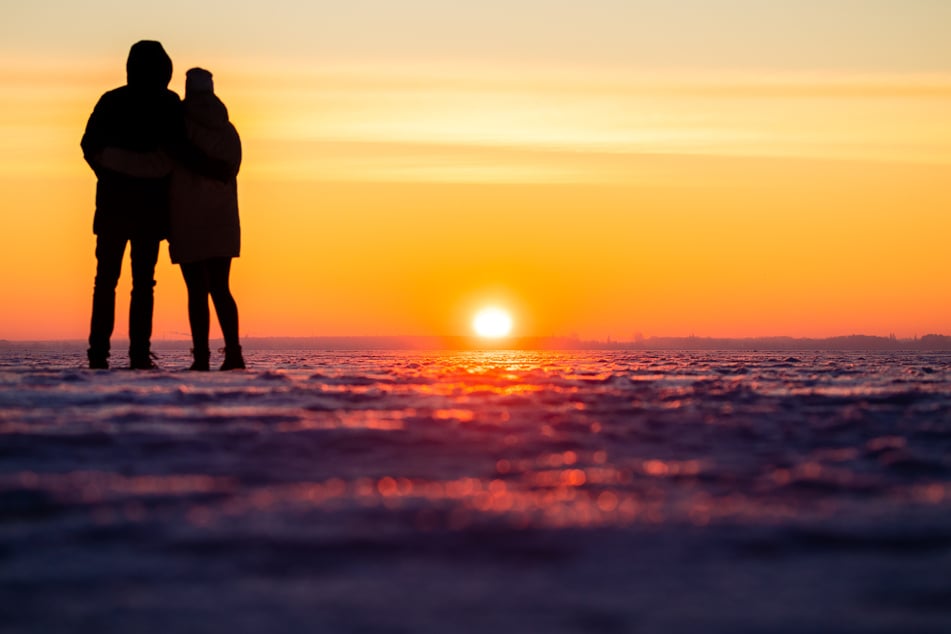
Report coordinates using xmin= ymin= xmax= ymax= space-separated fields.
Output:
xmin=185 ymin=67 xmax=214 ymax=95
xmin=169 ymin=67 xmax=245 ymax=371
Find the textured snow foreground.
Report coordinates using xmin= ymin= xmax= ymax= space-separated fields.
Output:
xmin=1 ymin=349 xmax=950 ymax=633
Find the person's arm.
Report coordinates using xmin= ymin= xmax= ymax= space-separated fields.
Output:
xmin=80 ymin=96 xmax=109 ymax=176
xmin=96 ymin=147 xmax=173 ymax=178
xmin=186 ymin=121 xmax=242 ymax=179
xmin=162 ymin=95 xmax=234 ymax=182
xmin=173 ymin=141 xmax=235 ymax=182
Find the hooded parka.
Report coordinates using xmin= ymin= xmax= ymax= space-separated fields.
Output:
xmin=80 ymin=40 xmax=183 ymax=239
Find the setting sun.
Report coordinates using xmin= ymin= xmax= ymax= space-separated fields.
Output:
xmin=473 ymin=307 xmax=513 ymax=339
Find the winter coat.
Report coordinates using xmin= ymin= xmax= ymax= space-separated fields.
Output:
xmin=168 ymin=93 xmax=241 ymax=265
xmin=80 ymin=41 xmax=183 ymax=239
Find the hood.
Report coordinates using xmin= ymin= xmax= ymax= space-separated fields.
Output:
xmin=126 ymin=40 xmax=172 ymax=89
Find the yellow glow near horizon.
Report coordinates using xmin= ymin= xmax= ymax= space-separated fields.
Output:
xmin=2 ymin=59 xmax=951 ymax=340
xmin=237 ymin=64 xmax=951 ymax=184
xmin=2 ymin=2 xmax=951 ymax=341
xmin=473 ymin=308 xmax=513 ymax=339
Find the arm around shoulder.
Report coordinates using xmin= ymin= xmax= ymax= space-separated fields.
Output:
xmin=97 ymin=147 xmax=173 ymax=178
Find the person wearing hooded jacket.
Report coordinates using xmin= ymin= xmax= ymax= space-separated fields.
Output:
xmin=97 ymin=68 xmax=245 ymax=371
xmin=80 ymin=40 xmax=182 ymax=369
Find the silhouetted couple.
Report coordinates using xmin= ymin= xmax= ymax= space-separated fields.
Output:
xmin=81 ymin=41 xmax=244 ymax=371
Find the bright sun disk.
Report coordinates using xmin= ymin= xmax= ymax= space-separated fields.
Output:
xmin=473 ymin=307 xmax=513 ymax=338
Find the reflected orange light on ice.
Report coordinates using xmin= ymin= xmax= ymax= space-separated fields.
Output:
xmin=10 ymin=349 xmax=950 ymax=533
xmin=13 ymin=456 xmax=951 ymax=532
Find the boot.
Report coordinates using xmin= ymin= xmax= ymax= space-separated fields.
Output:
xmin=88 ymin=348 xmax=109 ymax=370
xmin=189 ymin=348 xmax=210 ymax=371
xmin=129 ymin=349 xmax=158 ymax=370
xmin=220 ymin=345 xmax=245 ymax=371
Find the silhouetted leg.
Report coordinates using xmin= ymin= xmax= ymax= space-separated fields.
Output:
xmin=89 ymin=234 xmax=127 ymax=367
xmin=180 ymin=261 xmax=211 ymax=355
xmin=128 ymin=237 xmax=160 ymax=367
xmin=207 ymin=258 xmax=240 ymax=350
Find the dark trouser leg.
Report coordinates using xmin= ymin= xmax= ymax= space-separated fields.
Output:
xmin=206 ymin=258 xmax=240 ymax=350
xmin=128 ymin=237 xmax=160 ymax=364
xmin=89 ymin=234 xmax=127 ymax=365
xmin=180 ymin=261 xmax=211 ymax=354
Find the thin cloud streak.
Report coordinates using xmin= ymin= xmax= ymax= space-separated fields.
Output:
xmin=227 ymin=63 xmax=951 ymax=183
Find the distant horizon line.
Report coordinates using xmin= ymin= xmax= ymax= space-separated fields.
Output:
xmin=3 ymin=333 xmax=950 ymax=351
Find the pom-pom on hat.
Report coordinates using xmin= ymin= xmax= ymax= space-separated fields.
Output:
xmin=185 ymin=67 xmax=214 ymax=95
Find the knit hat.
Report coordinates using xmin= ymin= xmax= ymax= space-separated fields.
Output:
xmin=185 ymin=67 xmax=214 ymax=95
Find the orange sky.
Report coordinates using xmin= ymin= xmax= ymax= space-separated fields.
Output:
xmin=1 ymin=2 xmax=950 ymax=341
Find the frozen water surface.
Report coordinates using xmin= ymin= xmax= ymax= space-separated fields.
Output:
xmin=1 ymin=349 xmax=950 ymax=633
